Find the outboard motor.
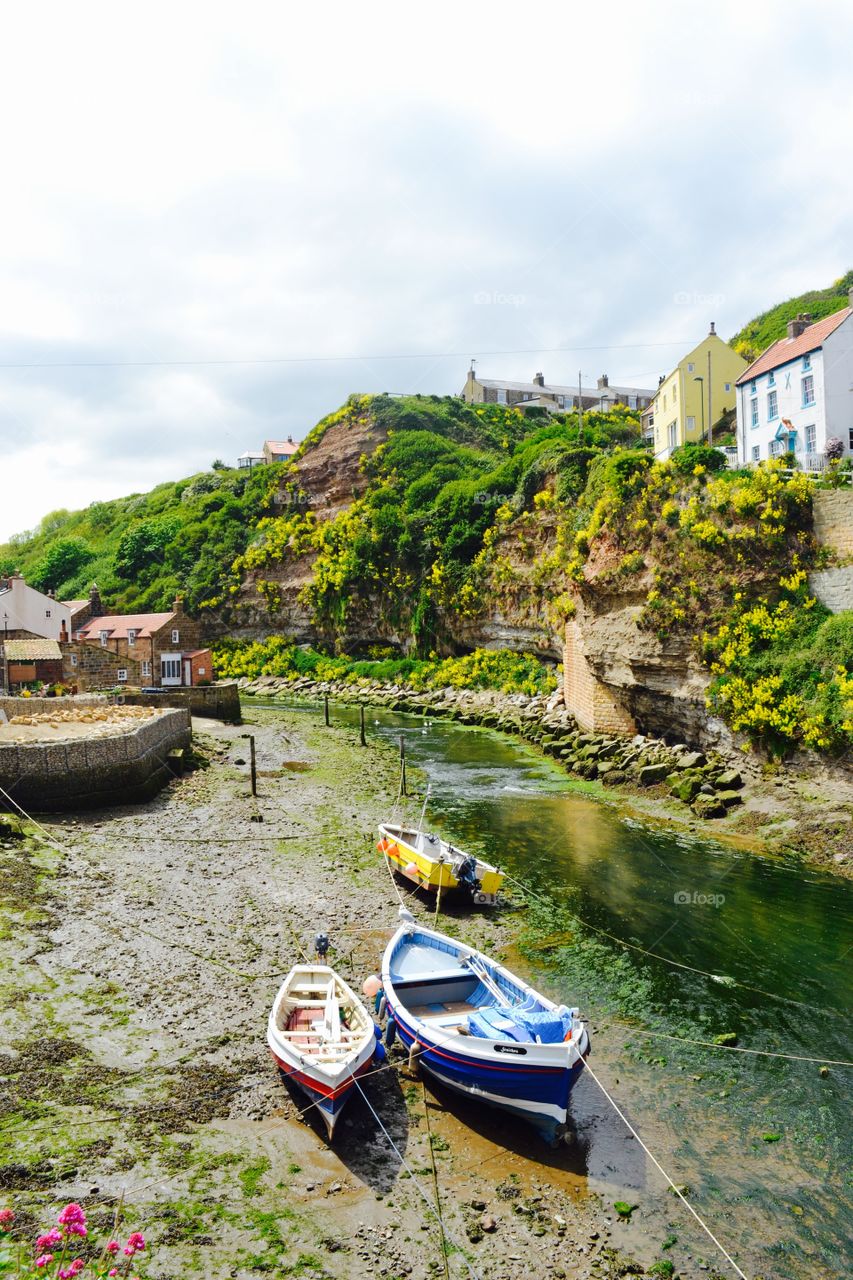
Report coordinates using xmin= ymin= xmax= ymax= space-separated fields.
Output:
xmin=314 ymin=932 xmax=329 ymax=961
xmin=454 ymin=855 xmax=480 ymax=899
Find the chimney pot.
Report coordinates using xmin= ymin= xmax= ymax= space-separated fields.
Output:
xmin=533 ymin=371 xmax=545 ymax=387
xmin=597 ymin=374 xmax=609 ymax=388
xmin=709 ymin=321 xmax=716 ymax=336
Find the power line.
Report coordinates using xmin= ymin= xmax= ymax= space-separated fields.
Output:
xmin=0 ymin=338 xmax=702 ymax=370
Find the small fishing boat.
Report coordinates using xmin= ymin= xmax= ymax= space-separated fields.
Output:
xmin=379 ymin=921 xmax=589 ymax=1140
xmin=378 ymin=821 xmax=504 ymax=905
xmin=267 ymin=964 xmax=378 ymax=1137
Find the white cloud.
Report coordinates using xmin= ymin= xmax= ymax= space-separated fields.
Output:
xmin=2 ymin=0 xmax=853 ymax=539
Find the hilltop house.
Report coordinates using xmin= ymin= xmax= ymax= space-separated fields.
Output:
xmin=650 ymin=326 xmax=747 ymax=460
xmin=238 ymin=437 xmax=299 ymax=468
xmin=0 ymin=574 xmax=72 ymax=642
xmin=735 ymin=295 xmax=853 ymax=468
xmin=461 ymin=368 xmax=655 ymax=414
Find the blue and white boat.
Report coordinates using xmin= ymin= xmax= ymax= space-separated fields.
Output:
xmin=380 ymin=922 xmax=589 ymax=1140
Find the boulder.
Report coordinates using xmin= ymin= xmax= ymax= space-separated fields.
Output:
xmin=637 ymin=763 xmax=670 ymax=786
xmin=715 ymin=768 xmax=744 ymax=789
xmin=674 ymin=750 xmax=706 ymax=769
xmin=717 ymin=790 xmax=743 ymax=807
xmin=692 ymin=794 xmax=728 ymax=819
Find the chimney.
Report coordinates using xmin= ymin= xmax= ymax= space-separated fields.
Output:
xmin=787 ymin=312 xmax=812 ymax=339
xmin=533 ymin=371 xmax=545 ymax=387
xmin=88 ymin=582 xmax=103 ymax=619
xmin=173 ymin=593 xmax=185 ymax=613
xmin=597 ymin=374 xmax=609 ymax=389
xmin=709 ymin=321 xmax=716 ymax=336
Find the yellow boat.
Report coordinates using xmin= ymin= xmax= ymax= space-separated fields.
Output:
xmin=377 ymin=821 xmax=504 ymax=905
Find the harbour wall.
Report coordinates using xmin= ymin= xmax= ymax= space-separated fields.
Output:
xmin=0 ymin=708 xmax=191 ymax=813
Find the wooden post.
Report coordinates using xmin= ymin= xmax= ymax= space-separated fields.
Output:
xmin=359 ymin=703 xmax=366 ymax=746
xmin=400 ymin=734 xmax=407 ymax=796
xmin=242 ymin=733 xmax=257 ymax=796
xmin=324 ymin=694 xmax=330 ymax=726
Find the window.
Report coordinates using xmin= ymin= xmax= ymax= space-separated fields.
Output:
xmin=687 ymin=362 xmax=695 ymax=373
xmin=750 ymin=397 xmax=759 ymax=427
xmin=99 ymin=631 xmax=108 ymax=647
xmin=171 ymin=629 xmax=180 ymax=644
xmin=768 ymin=371 xmax=775 ymax=387
xmin=628 ymin=394 xmax=637 ymax=409
xmin=668 ymin=421 xmax=677 ymax=450
xmin=802 ymin=374 xmax=815 ymax=407
xmin=805 ymin=424 xmax=817 ymax=454
xmin=769 ymin=439 xmax=784 ymax=457
xmin=750 ymin=381 xmax=756 ymax=394
xmin=197 ymin=667 xmax=206 ymax=676
xmin=752 ymin=445 xmax=761 ymax=462
xmin=45 ymin=609 xmax=51 ymax=618
xmin=802 ymin=354 xmax=811 ymax=370
xmin=117 ymin=669 xmax=128 ymax=683
xmin=686 ymin=415 xmax=696 ymax=433
xmin=849 ymin=427 xmax=853 ymax=451
xmin=142 ymin=661 xmax=151 ymax=677
xmin=724 ymin=382 xmax=731 ymax=393
xmin=496 ymin=389 xmax=507 ymax=405
xmin=127 ymin=629 xmax=137 ymax=646
xmin=767 ymin=389 xmax=778 ymax=420
xmin=70 ymin=654 xmax=78 ymax=667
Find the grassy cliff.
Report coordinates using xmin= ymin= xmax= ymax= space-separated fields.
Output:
xmin=730 ymin=269 xmax=853 ymax=363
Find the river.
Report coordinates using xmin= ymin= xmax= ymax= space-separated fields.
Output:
xmin=282 ymin=699 xmax=853 ymax=1280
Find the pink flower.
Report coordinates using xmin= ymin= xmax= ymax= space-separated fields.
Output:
xmin=124 ymin=1231 xmax=145 ymax=1256
xmin=106 ymin=1239 xmax=120 ymax=1254
xmin=70 ymin=1261 xmax=85 ymax=1276
xmin=58 ymin=1203 xmax=87 ymax=1236
xmin=109 ymin=1270 xmax=118 ymax=1278
xmin=35 ymin=1255 xmax=54 ymax=1268
xmin=37 ymin=1229 xmax=63 ymax=1250
xmin=0 ymin=1207 xmax=14 ymax=1228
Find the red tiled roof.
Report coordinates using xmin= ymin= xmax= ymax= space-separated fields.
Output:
xmin=265 ymin=439 xmax=299 ymax=455
xmin=77 ymin=612 xmax=175 ymax=640
xmin=186 ymin=649 xmax=211 ymax=659
xmin=737 ymin=308 xmax=851 ymax=384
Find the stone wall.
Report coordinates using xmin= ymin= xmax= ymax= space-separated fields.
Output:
xmin=0 ymin=708 xmax=191 ymax=812
xmin=563 ymin=619 xmax=637 ymax=734
xmin=0 ymin=694 xmax=105 ymax=718
xmin=808 ymin=567 xmax=853 ymax=614
xmin=813 ymin=490 xmax=853 ymax=558
xmin=63 ymin=643 xmax=145 ymax=690
xmin=120 ymin=682 xmax=241 ymax=724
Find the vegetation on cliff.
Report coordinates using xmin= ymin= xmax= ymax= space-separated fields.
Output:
xmin=212 ymin=638 xmax=558 ymax=696
xmin=729 ymin=269 xmax=853 ymax=363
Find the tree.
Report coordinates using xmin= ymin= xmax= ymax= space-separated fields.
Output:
xmin=32 ymin=538 xmax=93 ymax=591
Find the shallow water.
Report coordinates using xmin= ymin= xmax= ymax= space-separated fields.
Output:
xmin=268 ymin=700 xmax=853 ymax=1278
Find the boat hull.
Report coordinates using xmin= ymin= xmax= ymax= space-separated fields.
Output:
xmin=269 ymin=1047 xmax=375 ymax=1136
xmin=378 ymin=831 xmax=504 ymax=900
xmin=390 ymin=1008 xmax=583 ymax=1139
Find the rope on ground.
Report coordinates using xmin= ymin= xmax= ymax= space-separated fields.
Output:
xmin=579 ymin=1055 xmax=749 ymax=1280
xmin=352 ymin=1073 xmax=483 ymax=1280
xmin=609 ymin=1022 xmax=853 ymax=1067
xmin=420 ymin=1076 xmax=451 ymax=1280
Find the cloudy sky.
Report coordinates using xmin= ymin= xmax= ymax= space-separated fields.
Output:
xmin=1 ymin=0 xmax=852 ymax=540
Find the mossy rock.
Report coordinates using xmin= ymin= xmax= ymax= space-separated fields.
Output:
xmin=638 ymin=763 xmax=670 ymax=786
xmin=715 ymin=768 xmax=744 ymax=789
xmin=692 ymin=794 xmax=728 ymax=819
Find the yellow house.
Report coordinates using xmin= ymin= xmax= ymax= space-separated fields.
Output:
xmin=652 ymin=325 xmax=747 ymax=459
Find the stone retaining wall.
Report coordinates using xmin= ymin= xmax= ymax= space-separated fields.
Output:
xmin=120 ymin=682 xmax=241 ymax=724
xmin=0 ymin=708 xmax=191 ymax=812
xmin=813 ymin=490 xmax=853 ymax=558
xmin=808 ymin=567 xmax=853 ymax=614
xmin=0 ymin=694 xmax=106 ymax=719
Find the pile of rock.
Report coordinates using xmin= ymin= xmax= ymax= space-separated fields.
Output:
xmin=240 ymin=675 xmax=745 ymax=818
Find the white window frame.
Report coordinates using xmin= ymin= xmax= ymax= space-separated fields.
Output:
xmin=99 ymin=630 xmax=109 ymax=647
xmin=686 ymin=415 xmax=696 ymax=433
xmin=171 ymin=629 xmax=180 ymax=644
xmin=69 ymin=654 xmax=78 ymax=667
xmin=141 ymin=660 xmax=151 ymax=678
xmin=801 ymin=374 xmax=815 ymax=407
xmin=767 ymin=389 xmax=778 ymax=421
xmin=750 ymin=397 xmax=759 ymax=428
xmin=804 ymin=424 xmax=817 ymax=454
xmin=751 ymin=445 xmax=760 ymax=462
xmin=117 ymin=668 xmax=128 ymax=683
xmin=496 ymin=389 xmax=507 ymax=405
xmin=127 ymin=629 xmax=137 ymax=646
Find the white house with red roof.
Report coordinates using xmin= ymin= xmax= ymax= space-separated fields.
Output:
xmin=735 ymin=293 xmax=853 ymax=468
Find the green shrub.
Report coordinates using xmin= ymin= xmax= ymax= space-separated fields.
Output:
xmin=670 ymin=442 xmax=727 ymax=475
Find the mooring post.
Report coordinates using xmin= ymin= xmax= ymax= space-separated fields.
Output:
xmin=324 ymin=694 xmax=330 ymax=726
xmin=360 ymin=703 xmax=366 ymax=746
xmin=400 ymin=734 xmax=407 ymax=796
xmin=241 ymin=732 xmax=257 ymax=796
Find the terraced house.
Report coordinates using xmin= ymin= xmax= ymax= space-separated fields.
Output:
xmin=735 ymin=294 xmax=853 ymax=468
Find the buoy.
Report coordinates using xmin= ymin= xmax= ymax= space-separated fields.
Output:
xmin=374 ymin=1040 xmax=387 ymax=1064
xmin=408 ymin=1040 xmax=420 ymax=1074
xmin=377 ymin=995 xmax=387 ymax=1020
xmin=362 ymin=974 xmax=382 ymax=998
xmin=404 ymin=862 xmax=419 ymax=877
xmin=384 ymin=1017 xmax=397 ymax=1048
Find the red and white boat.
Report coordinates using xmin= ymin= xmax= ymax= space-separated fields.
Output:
xmin=267 ymin=964 xmax=377 ymax=1137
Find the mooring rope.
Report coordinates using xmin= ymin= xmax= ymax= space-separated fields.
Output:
xmin=579 ymin=1055 xmax=749 ymax=1280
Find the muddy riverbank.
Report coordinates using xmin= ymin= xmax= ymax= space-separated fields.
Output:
xmin=1 ymin=706 xmax=679 ymax=1280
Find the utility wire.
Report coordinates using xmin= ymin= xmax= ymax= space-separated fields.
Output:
xmin=0 ymin=338 xmax=702 ymax=371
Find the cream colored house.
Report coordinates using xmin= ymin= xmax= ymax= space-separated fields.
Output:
xmin=652 ymin=326 xmax=747 ymax=459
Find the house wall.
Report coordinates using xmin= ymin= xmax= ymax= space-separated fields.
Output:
xmin=654 ymin=337 xmax=746 ymax=459
xmin=0 ymin=579 xmax=72 ymax=641
xmin=820 ymin=318 xmax=853 ymax=451
xmin=7 ymin=658 xmax=63 ymax=687
xmin=563 ymin=619 xmax=637 ymax=734
xmin=63 ymin=643 xmax=145 ymax=691
xmin=737 ymin=348 xmax=827 ymax=465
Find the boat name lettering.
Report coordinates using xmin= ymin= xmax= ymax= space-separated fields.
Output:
xmin=493 ymin=1043 xmax=528 ymax=1056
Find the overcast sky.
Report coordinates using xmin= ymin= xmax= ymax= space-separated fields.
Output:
xmin=1 ymin=0 xmax=852 ymax=540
